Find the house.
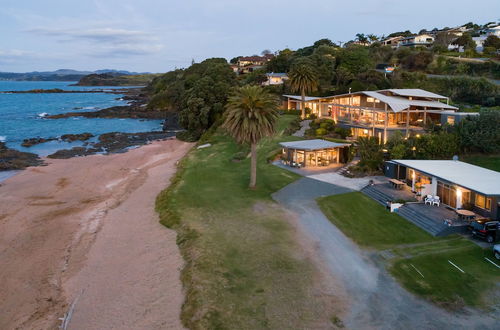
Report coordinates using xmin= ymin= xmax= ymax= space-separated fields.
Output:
xmin=384 ymin=160 xmax=500 ymax=220
xmin=279 ymin=139 xmax=350 ymax=168
xmin=484 ymin=25 xmax=500 ymax=37
xmin=382 ymin=36 xmax=404 ymax=48
xmin=262 ymin=72 xmax=288 ymax=86
xmin=237 ymin=54 xmax=273 ymax=68
xmin=283 ymin=89 xmax=475 ymax=143
xmin=400 ymin=34 xmax=435 ymax=47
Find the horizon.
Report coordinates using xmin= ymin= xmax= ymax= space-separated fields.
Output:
xmin=1 ymin=0 xmax=499 ymax=73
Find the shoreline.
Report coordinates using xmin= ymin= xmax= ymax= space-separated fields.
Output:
xmin=0 ymin=139 xmax=193 ymax=329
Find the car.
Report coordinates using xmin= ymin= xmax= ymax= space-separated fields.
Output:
xmin=469 ymin=219 xmax=499 ymax=243
xmin=494 ymin=245 xmax=500 ymax=260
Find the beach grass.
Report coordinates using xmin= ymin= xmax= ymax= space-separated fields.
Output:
xmin=156 ymin=115 xmax=334 ymax=329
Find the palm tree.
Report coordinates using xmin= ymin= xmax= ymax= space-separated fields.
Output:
xmin=223 ymin=85 xmax=279 ymax=189
xmin=288 ymin=62 xmax=318 ymax=119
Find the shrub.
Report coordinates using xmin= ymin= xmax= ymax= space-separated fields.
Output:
xmin=316 ymin=128 xmax=327 ymax=136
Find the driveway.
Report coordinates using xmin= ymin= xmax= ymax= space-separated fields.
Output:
xmin=272 ymin=177 xmax=498 ymax=329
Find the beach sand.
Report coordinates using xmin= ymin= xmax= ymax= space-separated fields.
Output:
xmin=0 ymin=139 xmax=192 ymax=329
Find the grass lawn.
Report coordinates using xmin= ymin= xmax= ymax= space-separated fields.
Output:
xmin=317 ymin=192 xmax=437 ymax=250
xmin=156 ymin=115 xmax=335 ymax=329
xmin=462 ymin=154 xmax=500 ymax=172
xmin=318 ymin=192 xmax=500 ymax=309
xmin=390 ymin=243 xmax=500 ymax=309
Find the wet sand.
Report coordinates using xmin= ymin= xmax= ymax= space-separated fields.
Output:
xmin=0 ymin=139 xmax=192 ymax=329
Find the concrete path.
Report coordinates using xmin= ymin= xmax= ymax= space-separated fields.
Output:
xmin=272 ymin=177 xmax=498 ymax=329
xmin=292 ymin=119 xmax=311 ymax=137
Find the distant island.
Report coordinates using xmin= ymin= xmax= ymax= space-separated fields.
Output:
xmin=73 ymin=73 xmax=160 ymax=86
xmin=0 ymin=69 xmax=152 ymax=82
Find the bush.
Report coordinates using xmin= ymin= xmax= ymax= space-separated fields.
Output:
xmin=334 ymin=127 xmax=352 ymax=139
xmin=316 ymin=128 xmax=327 ymax=136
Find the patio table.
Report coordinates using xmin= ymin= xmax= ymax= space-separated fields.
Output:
xmin=456 ymin=209 xmax=475 ymax=221
xmin=389 ymin=178 xmax=405 ymax=190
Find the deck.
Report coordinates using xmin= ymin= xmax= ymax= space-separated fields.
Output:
xmin=362 ymin=181 xmax=468 ymax=236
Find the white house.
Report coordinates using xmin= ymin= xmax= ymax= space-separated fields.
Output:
xmin=400 ymin=34 xmax=435 ymax=47
xmin=262 ymin=73 xmax=288 ymax=86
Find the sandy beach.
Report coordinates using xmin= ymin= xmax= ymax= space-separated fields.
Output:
xmin=0 ymin=139 xmax=192 ymax=329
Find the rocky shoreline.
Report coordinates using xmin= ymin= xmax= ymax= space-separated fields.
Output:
xmin=1 ymin=87 xmax=182 ymax=170
xmin=0 ymin=142 xmax=44 ymax=170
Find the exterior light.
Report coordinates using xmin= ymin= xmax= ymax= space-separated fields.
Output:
xmin=412 ymin=146 xmax=416 ymax=151
xmin=457 ymin=188 xmax=462 ymax=198
xmin=416 ymin=134 xmax=421 ymax=138
xmin=363 ymin=129 xmax=369 ymax=134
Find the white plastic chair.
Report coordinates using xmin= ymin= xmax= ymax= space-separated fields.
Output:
xmin=424 ymin=195 xmax=433 ymax=205
xmin=432 ymin=196 xmax=440 ymax=206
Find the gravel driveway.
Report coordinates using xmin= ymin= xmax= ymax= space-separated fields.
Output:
xmin=272 ymin=177 xmax=498 ymax=329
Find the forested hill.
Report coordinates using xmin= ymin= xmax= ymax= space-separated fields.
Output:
xmin=74 ymin=73 xmax=160 ymax=86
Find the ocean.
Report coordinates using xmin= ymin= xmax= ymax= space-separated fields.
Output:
xmin=0 ymin=81 xmax=163 ymax=157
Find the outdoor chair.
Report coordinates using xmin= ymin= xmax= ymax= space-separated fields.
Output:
xmin=432 ymin=196 xmax=440 ymax=206
xmin=424 ymin=195 xmax=433 ymax=205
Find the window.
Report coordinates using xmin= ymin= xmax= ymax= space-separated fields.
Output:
xmin=475 ymin=193 xmax=491 ymax=210
xmin=447 ymin=116 xmax=455 ymax=125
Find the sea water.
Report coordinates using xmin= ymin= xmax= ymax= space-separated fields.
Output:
xmin=0 ymin=81 xmax=163 ymax=156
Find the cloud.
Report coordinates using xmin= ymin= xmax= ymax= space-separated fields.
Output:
xmin=25 ymin=27 xmax=157 ymax=45
xmin=87 ymin=43 xmax=165 ymax=58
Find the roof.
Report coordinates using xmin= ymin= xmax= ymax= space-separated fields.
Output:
xmin=391 ymin=160 xmax=500 ymax=195
xmin=382 ymin=89 xmax=447 ymax=99
xmin=266 ymin=72 xmax=288 ymax=77
xmin=361 ymin=91 xmax=458 ymax=112
xmin=283 ymin=94 xmax=321 ymax=102
xmin=280 ymin=139 xmax=350 ymax=151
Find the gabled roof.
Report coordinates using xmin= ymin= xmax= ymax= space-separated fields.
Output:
xmin=280 ymin=139 xmax=350 ymax=151
xmin=391 ymin=160 xmax=500 ymax=196
xmin=381 ymin=89 xmax=447 ymax=99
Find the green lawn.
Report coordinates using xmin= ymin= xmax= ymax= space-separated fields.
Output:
xmin=390 ymin=244 xmax=499 ymax=309
xmin=462 ymin=154 xmax=500 ymax=172
xmin=318 ymin=192 xmax=500 ymax=309
xmin=317 ymin=192 xmax=437 ymax=250
xmin=156 ymin=115 xmax=336 ymax=329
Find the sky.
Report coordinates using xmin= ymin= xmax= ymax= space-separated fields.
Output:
xmin=1 ymin=0 xmax=499 ymax=73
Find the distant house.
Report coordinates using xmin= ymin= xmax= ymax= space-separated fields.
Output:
xmin=484 ymin=25 xmax=500 ymax=37
xmin=237 ymin=54 xmax=274 ymax=68
xmin=234 ymin=54 xmax=274 ymax=75
xmin=382 ymin=36 xmax=404 ymax=48
xmin=262 ymin=72 xmax=288 ymax=86
xmin=400 ymin=34 xmax=435 ymax=47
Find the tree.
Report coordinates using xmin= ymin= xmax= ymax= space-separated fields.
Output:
xmin=288 ymin=59 xmax=318 ymax=119
xmin=483 ymin=35 xmax=500 ymax=50
xmin=357 ymin=136 xmax=383 ymax=170
xmin=261 ymin=49 xmax=272 ymax=55
xmin=223 ymin=86 xmax=279 ymax=188
xmin=452 ymin=32 xmax=476 ymax=51
xmin=367 ymin=34 xmax=379 ymax=42
xmin=355 ymin=33 xmax=368 ymax=43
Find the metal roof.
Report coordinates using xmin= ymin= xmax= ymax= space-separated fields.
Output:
xmin=280 ymin=139 xmax=350 ymax=151
xmin=362 ymin=91 xmax=458 ymax=113
xmin=283 ymin=95 xmax=321 ymax=102
xmin=266 ymin=72 xmax=288 ymax=77
xmin=391 ymin=160 xmax=500 ymax=196
xmin=382 ymin=89 xmax=448 ymax=99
